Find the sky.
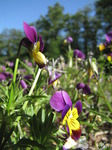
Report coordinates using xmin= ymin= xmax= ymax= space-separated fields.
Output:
xmin=0 ymin=0 xmax=95 ymax=33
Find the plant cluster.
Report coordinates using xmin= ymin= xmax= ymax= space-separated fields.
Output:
xmin=0 ymin=22 xmax=112 ymax=150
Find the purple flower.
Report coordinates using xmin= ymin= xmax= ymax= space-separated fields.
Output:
xmin=2 ymin=66 xmax=6 ymax=71
xmin=76 ymin=83 xmax=85 ymax=90
xmin=0 ymin=66 xmax=6 ymax=71
xmin=21 ymin=22 xmax=46 ymax=68
xmin=50 ymin=90 xmax=72 ymax=112
xmin=74 ymin=49 xmax=85 ymax=60
xmin=6 ymin=61 xmax=14 ymax=67
xmin=83 ymin=84 xmax=91 ymax=95
xmin=20 ymin=79 xmax=27 ymax=90
xmin=50 ymin=91 xmax=82 ymax=143
xmin=48 ymin=71 xmax=61 ymax=85
xmin=106 ymin=32 xmax=112 ymax=43
xmin=0 ymin=72 xmax=13 ymax=81
xmin=0 ymin=73 xmax=7 ymax=81
xmin=99 ymin=31 xmax=112 ymax=51
xmin=76 ymin=82 xmax=91 ymax=95
xmin=24 ymin=74 xmax=33 ymax=80
xmin=64 ymin=36 xmax=73 ymax=44
xmin=62 ymin=100 xmax=82 ymax=140
xmin=66 ymin=36 xmax=73 ymax=43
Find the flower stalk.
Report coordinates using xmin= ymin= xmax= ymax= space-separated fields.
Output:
xmin=23 ymin=68 xmax=41 ymax=110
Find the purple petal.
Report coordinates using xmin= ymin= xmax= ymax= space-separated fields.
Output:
xmin=0 ymin=73 xmax=6 ymax=81
xmin=2 ymin=66 xmax=6 ymax=71
xmin=9 ymin=62 xmax=14 ymax=67
xmin=20 ymin=80 xmax=27 ymax=89
xmin=106 ymin=32 xmax=112 ymax=43
xmin=74 ymin=49 xmax=85 ymax=60
xmin=76 ymin=82 xmax=85 ymax=90
xmin=62 ymin=104 xmax=70 ymax=120
xmin=61 ymin=91 xmax=72 ymax=108
xmin=74 ymin=100 xmax=82 ymax=115
xmin=20 ymin=37 xmax=34 ymax=51
xmin=108 ymin=53 xmax=112 ymax=57
xmin=24 ymin=74 xmax=32 ymax=80
xmin=28 ymin=62 xmax=32 ymax=67
xmin=71 ymin=128 xmax=81 ymax=140
xmin=83 ymin=84 xmax=91 ymax=95
xmin=67 ymin=36 xmax=73 ymax=43
xmin=39 ymin=34 xmax=44 ymax=52
xmin=4 ymin=72 xmax=13 ymax=78
xmin=50 ymin=91 xmax=66 ymax=112
xmin=48 ymin=72 xmax=61 ymax=85
xmin=23 ymin=22 xmax=37 ymax=44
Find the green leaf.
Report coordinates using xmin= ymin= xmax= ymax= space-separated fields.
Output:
xmin=13 ymin=138 xmax=45 ymax=149
xmin=0 ymin=84 xmax=9 ymax=98
xmin=90 ymin=109 xmax=112 ymax=123
xmin=80 ymin=121 xmax=98 ymax=130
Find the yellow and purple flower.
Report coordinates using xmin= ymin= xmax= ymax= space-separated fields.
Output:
xmin=64 ymin=36 xmax=73 ymax=44
xmin=62 ymin=100 xmax=82 ymax=140
xmin=50 ymin=91 xmax=82 ymax=141
xmin=99 ymin=31 xmax=112 ymax=51
xmin=48 ymin=71 xmax=61 ymax=87
xmin=73 ymin=49 xmax=85 ymax=60
xmin=21 ymin=22 xmax=47 ymax=68
xmin=107 ymin=53 xmax=112 ymax=63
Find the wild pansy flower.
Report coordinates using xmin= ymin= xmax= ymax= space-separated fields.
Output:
xmin=64 ymin=36 xmax=73 ymax=44
xmin=76 ymin=83 xmax=91 ymax=95
xmin=48 ymin=71 xmax=61 ymax=88
xmin=21 ymin=22 xmax=47 ymax=68
xmin=0 ymin=72 xmax=13 ymax=81
xmin=107 ymin=53 xmax=112 ymax=63
xmin=46 ymin=65 xmax=61 ymax=88
xmin=76 ymin=83 xmax=85 ymax=90
xmin=62 ymin=100 xmax=82 ymax=140
xmin=99 ymin=31 xmax=112 ymax=51
xmin=50 ymin=91 xmax=82 ymax=141
xmin=73 ymin=49 xmax=85 ymax=60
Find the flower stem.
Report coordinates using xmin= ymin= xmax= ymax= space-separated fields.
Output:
xmin=68 ymin=44 xmax=73 ymax=68
xmin=28 ymin=68 xmax=41 ymax=96
xmin=23 ymin=68 xmax=41 ymax=110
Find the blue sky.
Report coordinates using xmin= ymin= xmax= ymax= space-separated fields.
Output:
xmin=0 ymin=0 xmax=95 ymax=33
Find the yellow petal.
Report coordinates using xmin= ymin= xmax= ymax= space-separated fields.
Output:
xmin=34 ymin=41 xmax=40 ymax=53
xmin=72 ymin=108 xmax=79 ymax=120
xmin=99 ymin=43 xmax=105 ymax=51
xmin=67 ymin=119 xmax=80 ymax=136
xmin=107 ymin=56 xmax=112 ymax=62
xmin=32 ymin=51 xmax=47 ymax=68
xmin=62 ymin=108 xmax=71 ymax=125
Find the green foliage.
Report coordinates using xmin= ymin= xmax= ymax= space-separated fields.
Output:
xmin=13 ymin=108 xmax=59 ymax=150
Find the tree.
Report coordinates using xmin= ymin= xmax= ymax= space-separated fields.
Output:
xmin=35 ymin=3 xmax=65 ymax=58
